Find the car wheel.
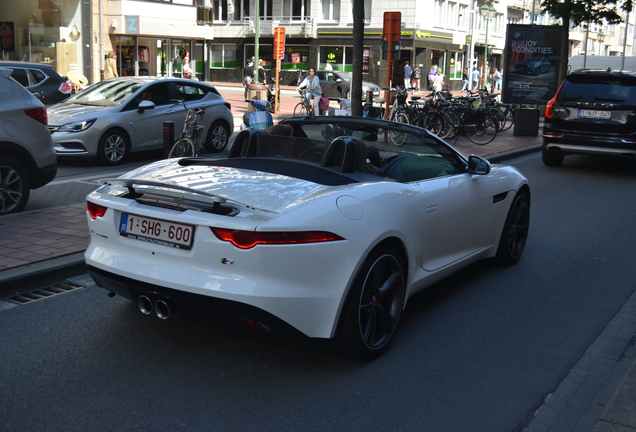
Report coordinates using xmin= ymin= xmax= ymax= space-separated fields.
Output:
xmin=204 ymin=121 xmax=230 ymax=153
xmin=344 ymin=89 xmax=351 ymax=100
xmin=97 ymin=129 xmax=130 ymax=166
xmin=495 ymin=190 xmax=530 ymax=265
xmin=0 ymin=156 xmax=30 ymax=215
xmin=542 ymin=147 xmax=564 ymax=166
xmin=334 ymin=245 xmax=405 ymax=359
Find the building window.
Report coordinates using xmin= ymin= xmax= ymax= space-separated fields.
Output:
xmin=231 ymin=0 xmax=249 ymax=21
xmin=213 ymin=0 xmax=228 ymax=21
xmin=458 ymin=4 xmax=467 ymax=29
xmin=322 ymin=0 xmax=340 ymax=21
xmin=260 ymin=0 xmax=273 ymax=18
xmin=434 ymin=0 xmax=444 ymax=26
xmin=283 ymin=0 xmax=309 ymax=19
xmin=210 ymin=44 xmax=237 ymax=68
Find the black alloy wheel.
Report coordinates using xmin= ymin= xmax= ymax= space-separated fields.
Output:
xmin=335 ymin=245 xmax=406 ymax=359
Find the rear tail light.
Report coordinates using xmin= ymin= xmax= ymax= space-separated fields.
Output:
xmin=211 ymin=228 xmax=344 ymax=249
xmin=545 ymin=96 xmax=556 ymax=119
xmin=25 ymin=108 xmax=48 ymax=125
xmin=225 ymin=102 xmax=231 ymax=111
xmin=87 ymin=201 xmax=108 ymax=219
xmin=59 ymin=81 xmax=73 ymax=94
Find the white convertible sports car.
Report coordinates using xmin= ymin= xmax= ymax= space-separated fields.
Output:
xmin=85 ymin=116 xmax=530 ymax=359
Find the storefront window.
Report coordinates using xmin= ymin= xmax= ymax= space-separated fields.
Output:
xmin=8 ymin=0 xmax=84 ymax=78
xmin=319 ymin=45 xmax=354 ymax=71
xmin=210 ymin=44 xmax=236 ymax=68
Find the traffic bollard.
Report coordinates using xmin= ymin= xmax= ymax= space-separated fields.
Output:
xmin=163 ymin=121 xmax=174 ymax=158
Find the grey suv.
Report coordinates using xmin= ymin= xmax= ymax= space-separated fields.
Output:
xmin=543 ymin=69 xmax=636 ymax=166
xmin=0 ymin=68 xmax=57 ymax=215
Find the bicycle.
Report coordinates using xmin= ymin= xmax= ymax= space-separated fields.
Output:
xmin=382 ymin=87 xmax=411 ymax=146
xmin=168 ymin=100 xmax=205 ymax=158
xmin=293 ymin=88 xmax=315 ymax=117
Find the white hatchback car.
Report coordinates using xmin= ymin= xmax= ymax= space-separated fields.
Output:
xmin=0 ymin=68 xmax=57 ymax=215
xmin=48 ymin=77 xmax=234 ymax=165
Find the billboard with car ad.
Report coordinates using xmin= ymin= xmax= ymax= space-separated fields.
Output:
xmin=503 ymin=24 xmax=563 ymax=104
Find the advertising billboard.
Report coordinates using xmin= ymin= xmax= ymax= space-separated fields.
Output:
xmin=503 ymin=24 xmax=563 ymax=104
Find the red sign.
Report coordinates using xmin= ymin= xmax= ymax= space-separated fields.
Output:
xmin=273 ymin=27 xmax=286 ymax=60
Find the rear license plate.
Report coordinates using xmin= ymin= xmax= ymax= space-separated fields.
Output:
xmin=119 ymin=213 xmax=194 ymax=250
xmin=578 ymin=109 xmax=611 ymax=119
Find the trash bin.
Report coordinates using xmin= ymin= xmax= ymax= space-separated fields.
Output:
xmin=513 ymin=108 xmax=540 ymax=136
xmin=247 ymin=84 xmax=268 ymax=112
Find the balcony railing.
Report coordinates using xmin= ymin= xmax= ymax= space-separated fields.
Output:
xmin=243 ymin=16 xmax=315 ymax=38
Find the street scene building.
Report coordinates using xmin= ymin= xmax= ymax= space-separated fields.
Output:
xmin=0 ymin=0 xmax=634 ymax=91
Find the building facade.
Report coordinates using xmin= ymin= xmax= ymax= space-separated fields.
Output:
xmin=1 ymin=0 xmax=635 ymax=92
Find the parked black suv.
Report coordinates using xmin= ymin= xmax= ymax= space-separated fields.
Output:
xmin=543 ymin=69 xmax=636 ymax=166
xmin=0 ymin=61 xmax=72 ymax=105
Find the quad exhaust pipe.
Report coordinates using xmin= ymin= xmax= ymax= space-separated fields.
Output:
xmin=137 ymin=295 xmax=173 ymax=320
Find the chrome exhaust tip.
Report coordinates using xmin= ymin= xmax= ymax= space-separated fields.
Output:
xmin=137 ymin=295 xmax=153 ymax=315
xmin=154 ymin=300 xmax=171 ymax=320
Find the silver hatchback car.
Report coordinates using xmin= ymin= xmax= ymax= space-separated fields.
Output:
xmin=48 ymin=77 xmax=234 ymax=165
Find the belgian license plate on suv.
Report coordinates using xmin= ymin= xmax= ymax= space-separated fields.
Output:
xmin=578 ymin=109 xmax=611 ymax=119
xmin=119 ymin=213 xmax=194 ymax=250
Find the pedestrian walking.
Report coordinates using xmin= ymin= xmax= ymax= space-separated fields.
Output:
xmin=411 ymin=64 xmax=422 ymax=93
xmin=104 ymin=51 xmax=118 ymax=79
xmin=495 ymin=68 xmax=503 ymax=90
xmin=462 ymin=68 xmax=469 ymax=91
xmin=432 ymin=70 xmax=444 ymax=92
xmin=471 ymin=67 xmax=480 ymax=90
xmin=428 ymin=65 xmax=438 ymax=91
xmin=403 ymin=61 xmax=412 ymax=90
xmin=243 ymin=60 xmax=254 ymax=99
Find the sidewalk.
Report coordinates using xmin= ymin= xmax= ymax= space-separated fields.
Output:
xmin=0 ymin=84 xmax=633 ymax=432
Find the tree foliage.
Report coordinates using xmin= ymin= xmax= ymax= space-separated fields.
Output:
xmin=540 ymin=0 xmax=633 ymax=83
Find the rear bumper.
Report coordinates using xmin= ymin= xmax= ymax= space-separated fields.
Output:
xmin=31 ymin=162 xmax=57 ymax=189
xmin=87 ymin=265 xmax=306 ymax=337
xmin=543 ymin=126 xmax=636 ymax=158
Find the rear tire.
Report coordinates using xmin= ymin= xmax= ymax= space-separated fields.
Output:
xmin=464 ymin=111 xmax=497 ymax=145
xmin=204 ymin=121 xmax=230 ymax=153
xmin=334 ymin=245 xmax=405 ymax=360
xmin=542 ymin=147 xmax=564 ymax=166
xmin=0 ymin=156 xmax=30 ymax=215
xmin=169 ymin=137 xmax=196 ymax=158
xmin=294 ymin=101 xmax=308 ymax=117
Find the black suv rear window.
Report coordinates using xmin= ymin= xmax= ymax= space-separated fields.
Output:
xmin=558 ymin=75 xmax=636 ymax=104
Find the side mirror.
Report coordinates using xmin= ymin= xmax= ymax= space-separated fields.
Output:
xmin=467 ymin=155 xmax=491 ymax=175
xmin=335 ymin=78 xmax=343 ymax=83
xmin=138 ymin=100 xmax=155 ymax=112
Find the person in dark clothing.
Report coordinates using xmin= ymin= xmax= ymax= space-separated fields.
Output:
xmin=243 ymin=60 xmax=255 ymax=99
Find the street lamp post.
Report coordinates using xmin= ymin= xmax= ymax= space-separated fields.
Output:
xmin=598 ymin=30 xmax=606 ymax=55
xmin=480 ymin=3 xmax=497 ymax=90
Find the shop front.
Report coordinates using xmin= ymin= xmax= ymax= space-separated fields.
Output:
xmin=1 ymin=0 xmax=88 ymax=78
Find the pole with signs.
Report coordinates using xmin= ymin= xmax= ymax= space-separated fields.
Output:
xmin=382 ymin=12 xmax=401 ymax=119
xmin=273 ymin=27 xmax=285 ymax=113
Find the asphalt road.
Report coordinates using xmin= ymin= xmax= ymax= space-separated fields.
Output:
xmin=2 ymin=152 xmax=636 ymax=431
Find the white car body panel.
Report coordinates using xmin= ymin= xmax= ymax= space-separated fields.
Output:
xmin=86 ymin=156 xmax=527 ymax=338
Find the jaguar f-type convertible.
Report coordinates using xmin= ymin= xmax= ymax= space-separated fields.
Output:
xmin=85 ymin=116 xmax=530 ymax=359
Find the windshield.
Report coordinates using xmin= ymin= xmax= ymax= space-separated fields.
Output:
xmin=67 ymin=80 xmax=146 ymax=106
xmin=228 ymin=120 xmax=467 ymax=183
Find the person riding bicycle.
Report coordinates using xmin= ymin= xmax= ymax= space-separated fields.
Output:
xmin=297 ymin=68 xmax=321 ymax=114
